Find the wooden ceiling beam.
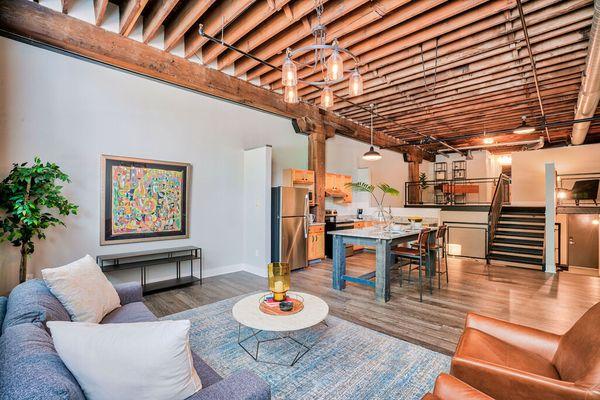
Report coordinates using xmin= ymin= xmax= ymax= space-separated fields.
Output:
xmin=184 ymin=0 xmax=255 ymax=59
xmin=344 ymin=61 xmax=584 ymax=120
xmin=119 ymin=0 xmax=149 ymax=37
xmin=215 ymin=0 xmax=322 ymax=70
xmin=299 ymin=1 xmax=592 ymax=99
xmin=143 ymin=0 xmax=180 ymax=44
xmin=296 ymin=0 xmax=589 ymax=98
xmin=164 ymin=0 xmax=216 ymax=52
xmin=93 ymin=0 xmax=109 ymax=26
xmin=230 ymin=0 xmax=370 ymax=76
xmin=200 ymin=0 xmax=290 ymax=65
xmin=0 ymin=0 xmax=398 ymax=150
xmin=244 ymin=0 xmax=427 ymax=82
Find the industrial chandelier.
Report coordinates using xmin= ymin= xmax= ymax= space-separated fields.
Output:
xmin=281 ymin=0 xmax=363 ymax=107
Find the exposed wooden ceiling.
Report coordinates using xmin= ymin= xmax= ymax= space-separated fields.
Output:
xmin=25 ymin=0 xmax=600 ymax=153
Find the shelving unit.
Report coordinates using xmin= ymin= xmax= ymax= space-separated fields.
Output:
xmin=97 ymin=246 xmax=202 ymax=294
xmin=452 ymin=160 xmax=468 ymax=204
xmin=434 ymin=162 xmax=448 ymax=205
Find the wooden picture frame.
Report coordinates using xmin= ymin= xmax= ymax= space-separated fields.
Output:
xmin=100 ymin=155 xmax=191 ymax=245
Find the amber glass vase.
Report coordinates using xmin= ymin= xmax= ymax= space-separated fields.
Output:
xmin=268 ymin=262 xmax=290 ymax=302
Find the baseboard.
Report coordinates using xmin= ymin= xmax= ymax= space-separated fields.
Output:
xmin=202 ymin=263 xmax=267 ymax=278
xmin=241 ymin=263 xmax=268 ymax=278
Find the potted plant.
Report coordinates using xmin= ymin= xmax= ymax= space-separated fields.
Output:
xmin=419 ymin=172 xmax=429 ymax=204
xmin=345 ymin=182 xmax=400 ymax=230
xmin=0 ymin=157 xmax=78 ymax=283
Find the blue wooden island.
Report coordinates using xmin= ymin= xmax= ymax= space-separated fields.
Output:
xmin=329 ymin=227 xmax=437 ymax=302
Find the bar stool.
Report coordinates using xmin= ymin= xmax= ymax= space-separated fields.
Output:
xmin=392 ymin=228 xmax=432 ymax=302
xmin=431 ymin=225 xmax=449 ymax=288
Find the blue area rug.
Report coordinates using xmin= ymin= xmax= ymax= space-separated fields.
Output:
xmin=163 ymin=294 xmax=450 ymax=399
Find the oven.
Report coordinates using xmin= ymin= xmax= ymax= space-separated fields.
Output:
xmin=325 ymin=219 xmax=355 ymax=259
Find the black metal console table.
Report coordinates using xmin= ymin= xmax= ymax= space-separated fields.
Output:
xmin=96 ymin=246 xmax=202 ymax=294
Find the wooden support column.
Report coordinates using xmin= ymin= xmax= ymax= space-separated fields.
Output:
xmin=405 ymin=149 xmax=423 ymax=205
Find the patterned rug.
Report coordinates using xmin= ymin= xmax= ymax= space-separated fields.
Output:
xmin=162 ymin=294 xmax=450 ymax=400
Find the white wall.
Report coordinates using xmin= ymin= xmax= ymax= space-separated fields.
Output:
xmin=0 ymin=37 xmax=308 ymax=292
xmin=511 ymin=143 xmax=600 ymax=205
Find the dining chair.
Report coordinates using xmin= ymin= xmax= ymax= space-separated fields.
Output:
xmin=431 ymin=225 xmax=448 ymax=288
xmin=392 ymin=228 xmax=432 ymax=302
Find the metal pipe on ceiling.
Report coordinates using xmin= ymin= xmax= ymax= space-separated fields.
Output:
xmin=516 ymin=0 xmax=551 ymax=143
xmin=437 ymin=137 xmax=544 ymax=152
xmin=571 ymin=0 xmax=600 ymax=145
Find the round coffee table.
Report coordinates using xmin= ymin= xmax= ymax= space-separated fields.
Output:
xmin=232 ymin=292 xmax=329 ymax=366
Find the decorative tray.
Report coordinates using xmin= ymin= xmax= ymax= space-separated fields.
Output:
xmin=258 ymin=293 xmax=304 ymax=316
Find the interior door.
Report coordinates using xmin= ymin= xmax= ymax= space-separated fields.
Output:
xmin=281 ymin=216 xmax=307 ymax=270
xmin=568 ymin=214 xmax=599 ymax=268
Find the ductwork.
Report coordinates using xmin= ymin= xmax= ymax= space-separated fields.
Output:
xmin=571 ymin=0 xmax=600 ymax=145
xmin=438 ymin=138 xmax=543 ymax=153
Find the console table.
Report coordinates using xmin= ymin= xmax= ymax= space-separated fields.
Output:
xmin=96 ymin=246 xmax=202 ymax=294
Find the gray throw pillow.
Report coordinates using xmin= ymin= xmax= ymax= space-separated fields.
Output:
xmin=0 ymin=323 xmax=85 ymax=400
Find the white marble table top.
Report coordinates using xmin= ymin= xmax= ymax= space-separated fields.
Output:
xmin=232 ymin=292 xmax=329 ymax=332
xmin=327 ymin=227 xmax=424 ymax=240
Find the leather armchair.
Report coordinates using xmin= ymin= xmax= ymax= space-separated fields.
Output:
xmin=450 ymin=302 xmax=600 ymax=400
xmin=422 ymin=374 xmax=493 ymax=400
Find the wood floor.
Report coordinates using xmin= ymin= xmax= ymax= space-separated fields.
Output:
xmin=144 ymin=253 xmax=600 ymax=355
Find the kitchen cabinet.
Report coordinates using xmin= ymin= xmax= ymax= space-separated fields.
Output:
xmin=325 ymin=173 xmax=352 ymax=203
xmin=283 ymin=168 xmax=315 ymax=206
xmin=308 ymin=225 xmax=325 ymax=261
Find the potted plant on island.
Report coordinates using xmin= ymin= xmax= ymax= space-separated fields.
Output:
xmin=0 ymin=157 xmax=78 ymax=283
xmin=345 ymin=182 xmax=400 ymax=230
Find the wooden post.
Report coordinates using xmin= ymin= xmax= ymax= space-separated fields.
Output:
xmin=406 ymin=149 xmax=422 ymax=205
xmin=308 ymin=124 xmax=328 ymax=223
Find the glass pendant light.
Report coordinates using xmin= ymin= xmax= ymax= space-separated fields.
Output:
xmin=513 ymin=116 xmax=536 ymax=134
xmin=348 ymin=69 xmax=363 ymax=97
xmin=362 ymin=104 xmax=382 ymax=161
xmin=284 ymin=85 xmax=299 ymax=104
xmin=321 ymin=86 xmax=334 ymax=108
xmin=281 ymin=55 xmax=297 ymax=87
xmin=326 ymin=41 xmax=344 ymax=81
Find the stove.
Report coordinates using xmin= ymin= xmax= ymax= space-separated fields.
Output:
xmin=324 ymin=210 xmax=354 ymax=258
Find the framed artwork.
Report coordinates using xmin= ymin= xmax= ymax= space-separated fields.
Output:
xmin=100 ymin=155 xmax=190 ymax=245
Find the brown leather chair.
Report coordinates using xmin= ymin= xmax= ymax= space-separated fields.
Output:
xmin=422 ymin=374 xmax=493 ymax=400
xmin=451 ymin=302 xmax=600 ymax=400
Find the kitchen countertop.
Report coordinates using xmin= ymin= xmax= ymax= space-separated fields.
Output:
xmin=328 ymin=227 xmax=423 ymax=240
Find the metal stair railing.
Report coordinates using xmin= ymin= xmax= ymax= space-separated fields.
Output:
xmin=487 ymin=174 xmax=511 ymax=262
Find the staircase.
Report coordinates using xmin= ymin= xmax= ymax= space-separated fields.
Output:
xmin=488 ymin=206 xmax=546 ymax=270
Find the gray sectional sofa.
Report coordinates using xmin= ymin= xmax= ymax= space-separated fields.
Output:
xmin=0 ymin=279 xmax=271 ymax=400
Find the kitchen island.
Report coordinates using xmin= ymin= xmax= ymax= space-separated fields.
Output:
xmin=329 ymin=227 xmax=437 ymax=302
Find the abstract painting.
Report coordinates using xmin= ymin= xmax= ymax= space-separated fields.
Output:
xmin=101 ymin=155 xmax=190 ymax=244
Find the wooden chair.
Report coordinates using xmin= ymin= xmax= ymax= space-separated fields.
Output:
xmin=392 ymin=228 xmax=432 ymax=302
xmin=431 ymin=225 xmax=449 ymax=288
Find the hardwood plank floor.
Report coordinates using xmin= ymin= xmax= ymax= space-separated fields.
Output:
xmin=144 ymin=253 xmax=600 ymax=355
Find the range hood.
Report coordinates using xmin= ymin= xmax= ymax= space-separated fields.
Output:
xmin=325 ymin=189 xmax=345 ymax=198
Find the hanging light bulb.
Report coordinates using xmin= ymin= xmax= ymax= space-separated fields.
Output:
xmin=321 ymin=86 xmax=334 ymax=108
xmin=326 ymin=40 xmax=344 ymax=81
xmin=283 ymin=85 xmax=299 ymax=104
xmin=281 ymin=55 xmax=297 ymax=87
xmin=363 ymin=104 xmax=382 ymax=161
xmin=483 ymin=137 xmax=494 ymax=145
xmin=513 ymin=116 xmax=536 ymax=134
xmin=348 ymin=68 xmax=363 ymax=97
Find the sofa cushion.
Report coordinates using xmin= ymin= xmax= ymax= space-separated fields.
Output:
xmin=101 ymin=302 xmax=158 ymax=324
xmin=456 ymin=328 xmax=560 ymax=379
xmin=0 ymin=323 xmax=85 ymax=400
xmin=553 ymin=301 xmax=600 ymax=384
xmin=42 ymin=255 xmax=121 ymax=323
xmin=0 ymin=296 xmax=7 ymax=330
xmin=2 ymin=279 xmax=70 ymax=332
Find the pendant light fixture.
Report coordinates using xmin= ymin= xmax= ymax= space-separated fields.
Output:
xmin=513 ymin=115 xmax=536 ymax=134
xmin=348 ymin=69 xmax=363 ymax=97
xmin=284 ymin=85 xmax=299 ymax=104
xmin=281 ymin=1 xmax=363 ymax=106
xmin=321 ymin=85 xmax=334 ymax=108
xmin=482 ymin=122 xmax=494 ymax=144
xmin=362 ymin=104 xmax=382 ymax=161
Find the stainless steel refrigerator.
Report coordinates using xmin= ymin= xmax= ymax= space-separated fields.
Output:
xmin=271 ymin=186 xmax=309 ymax=270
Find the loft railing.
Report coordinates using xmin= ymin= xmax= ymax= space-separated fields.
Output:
xmin=486 ymin=173 xmax=511 ymax=261
xmin=404 ymin=176 xmax=509 ymax=206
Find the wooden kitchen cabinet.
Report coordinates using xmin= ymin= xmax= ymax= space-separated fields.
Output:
xmin=341 ymin=175 xmax=352 ymax=203
xmin=283 ymin=168 xmax=316 ymax=206
xmin=325 ymin=173 xmax=352 ymax=203
xmin=308 ymin=225 xmax=325 ymax=261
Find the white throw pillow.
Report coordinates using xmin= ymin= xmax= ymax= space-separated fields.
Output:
xmin=47 ymin=320 xmax=202 ymax=400
xmin=42 ymin=255 xmax=121 ymax=323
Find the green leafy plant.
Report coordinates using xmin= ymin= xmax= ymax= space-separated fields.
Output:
xmin=0 ymin=157 xmax=78 ymax=283
xmin=345 ymin=182 xmax=399 ymax=209
xmin=419 ymin=173 xmax=429 ymax=189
